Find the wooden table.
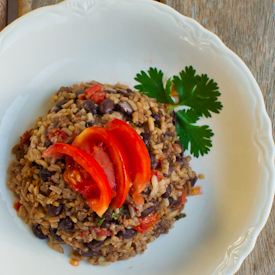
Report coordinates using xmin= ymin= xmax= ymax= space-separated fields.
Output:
xmin=0 ymin=0 xmax=274 ymax=274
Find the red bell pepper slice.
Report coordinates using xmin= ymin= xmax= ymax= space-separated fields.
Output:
xmin=134 ymin=213 xmax=161 ymax=234
xmin=106 ymin=119 xmax=151 ymax=205
xmin=42 ymin=143 xmax=113 ymax=217
xmin=85 ymin=84 xmax=106 ymax=104
xmin=90 ymin=145 xmax=116 ymax=191
xmin=72 ymin=127 xmax=131 ymax=209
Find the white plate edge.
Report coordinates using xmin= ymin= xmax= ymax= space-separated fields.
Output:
xmin=0 ymin=0 xmax=274 ymax=274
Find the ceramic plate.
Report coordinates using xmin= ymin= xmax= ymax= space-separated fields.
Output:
xmin=0 ymin=0 xmax=274 ymax=274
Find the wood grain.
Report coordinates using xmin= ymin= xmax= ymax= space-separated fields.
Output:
xmin=0 ymin=0 xmax=7 ymax=31
xmin=13 ymin=0 xmax=275 ymax=274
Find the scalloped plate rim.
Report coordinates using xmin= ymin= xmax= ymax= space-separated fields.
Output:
xmin=0 ymin=0 xmax=274 ymax=275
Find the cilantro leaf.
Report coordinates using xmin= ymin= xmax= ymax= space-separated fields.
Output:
xmin=177 ymin=109 xmax=214 ymax=158
xmin=135 ymin=66 xmax=222 ymax=158
xmin=173 ymin=66 xmax=223 ymax=118
xmin=134 ymin=68 xmax=174 ymax=104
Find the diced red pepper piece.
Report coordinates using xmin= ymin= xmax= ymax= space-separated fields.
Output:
xmin=151 ymin=170 xmax=164 ymax=181
xmin=79 ymin=230 xmax=89 ymax=238
xmin=134 ymin=213 xmax=161 ymax=234
xmin=85 ymin=84 xmax=102 ymax=96
xmin=90 ymin=91 xmax=106 ymax=104
xmin=93 ymin=227 xmax=113 ymax=236
xmin=72 ymin=127 xmax=131 ymax=209
xmin=42 ymin=143 xmax=113 ymax=217
xmin=85 ymin=84 xmax=106 ymax=104
xmin=48 ymin=129 xmax=68 ymax=143
xmin=106 ymin=119 xmax=151 ymax=206
xmin=177 ymin=190 xmax=187 ymax=207
xmin=13 ymin=201 xmax=22 ymax=211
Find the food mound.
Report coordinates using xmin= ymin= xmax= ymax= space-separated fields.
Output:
xmin=7 ymin=81 xmax=197 ymax=266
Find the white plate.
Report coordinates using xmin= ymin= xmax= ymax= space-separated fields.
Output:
xmin=0 ymin=0 xmax=274 ymax=274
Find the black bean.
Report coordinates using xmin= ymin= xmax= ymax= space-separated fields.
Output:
xmin=152 ymin=112 xmax=161 ymax=124
xmin=75 ymin=90 xmax=85 ymax=97
xmin=100 ymin=220 xmax=111 ymax=229
xmin=85 ymin=121 xmax=93 ymax=128
xmin=168 ymin=196 xmax=181 ymax=207
xmin=162 ymin=185 xmax=172 ymax=198
xmin=116 ymin=89 xmax=128 ymax=96
xmin=103 ymin=89 xmax=116 ymax=94
xmin=116 ymin=101 xmax=133 ymax=116
xmin=52 ymin=107 xmax=61 ymax=113
xmin=47 ymin=201 xmax=63 ymax=216
xmin=149 ymin=151 xmax=158 ymax=170
xmin=86 ymin=240 xmax=105 ymax=250
xmin=141 ymin=132 xmax=150 ymax=147
xmin=79 ymin=249 xmax=101 ymax=257
xmin=175 ymin=140 xmax=184 ymax=157
xmin=126 ymin=88 xmax=133 ymax=93
xmin=171 ymin=110 xmax=177 ymax=126
xmin=39 ymin=169 xmax=55 ymax=182
xmin=140 ymin=205 xmax=156 ymax=218
xmin=40 ymin=182 xmax=51 ymax=196
xmin=57 ymin=156 xmax=66 ymax=164
xmin=99 ymin=99 xmax=114 ymax=114
xmin=163 ymin=162 xmax=173 ymax=177
xmin=32 ymin=224 xmax=48 ymax=239
xmin=45 ymin=140 xmax=52 ymax=148
xmin=59 ymin=218 xmax=74 ymax=231
xmin=142 ymin=188 xmax=150 ymax=195
xmin=190 ymin=176 xmax=198 ymax=187
xmin=50 ymin=229 xmax=63 ymax=242
xmin=56 ymin=99 xmax=69 ymax=109
xmin=103 ymin=211 xmax=113 ymax=221
xmin=176 ymin=156 xmax=185 ymax=169
xmin=82 ymin=100 xmax=97 ymax=114
xmin=165 ymin=131 xmax=175 ymax=137
xmin=117 ymin=229 xmax=137 ymax=239
xmin=121 ymin=205 xmax=131 ymax=219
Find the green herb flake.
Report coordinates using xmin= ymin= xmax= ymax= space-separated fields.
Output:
xmin=112 ymin=205 xmax=124 ymax=220
xmin=175 ymin=213 xmax=186 ymax=221
xmin=96 ymin=216 xmax=105 ymax=227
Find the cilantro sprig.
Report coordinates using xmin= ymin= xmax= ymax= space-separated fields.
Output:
xmin=134 ymin=66 xmax=223 ymax=158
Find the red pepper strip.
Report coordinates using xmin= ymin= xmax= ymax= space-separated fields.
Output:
xmin=42 ymin=143 xmax=113 ymax=217
xmin=91 ymin=145 xmax=116 ymax=191
xmin=106 ymin=119 xmax=151 ymax=206
xmin=72 ymin=127 xmax=131 ymax=209
xmin=134 ymin=213 xmax=161 ymax=234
